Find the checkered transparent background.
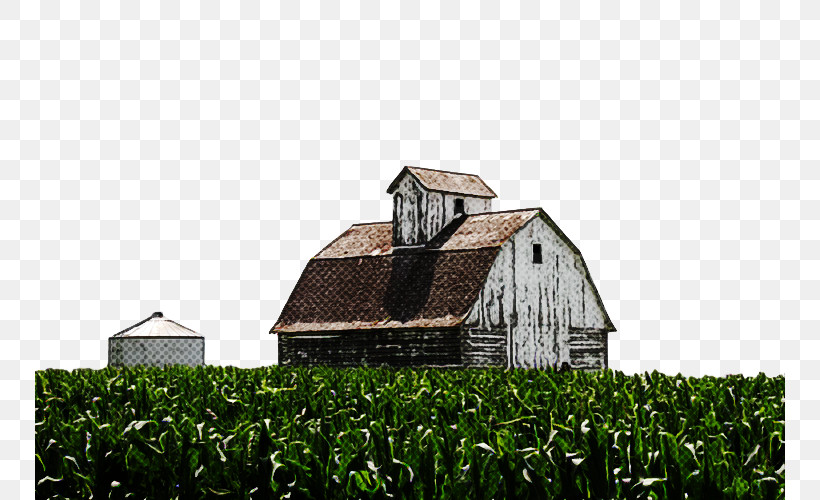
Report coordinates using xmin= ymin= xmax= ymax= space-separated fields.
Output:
xmin=3 ymin=1 xmax=816 ymax=497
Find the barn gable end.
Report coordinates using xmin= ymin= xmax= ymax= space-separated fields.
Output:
xmin=462 ymin=212 xmax=614 ymax=370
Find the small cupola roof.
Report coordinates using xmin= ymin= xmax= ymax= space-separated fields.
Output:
xmin=387 ymin=166 xmax=497 ymax=198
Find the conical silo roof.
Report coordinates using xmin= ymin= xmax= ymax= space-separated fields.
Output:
xmin=111 ymin=312 xmax=203 ymax=338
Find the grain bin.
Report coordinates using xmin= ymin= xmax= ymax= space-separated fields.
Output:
xmin=108 ymin=312 xmax=205 ymax=367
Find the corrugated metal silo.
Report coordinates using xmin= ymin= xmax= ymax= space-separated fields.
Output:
xmin=108 ymin=312 xmax=205 ymax=367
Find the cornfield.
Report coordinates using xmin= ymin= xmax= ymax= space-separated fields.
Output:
xmin=36 ymin=366 xmax=784 ymax=499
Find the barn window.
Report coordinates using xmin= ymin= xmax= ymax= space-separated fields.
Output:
xmin=532 ymin=243 xmax=542 ymax=264
xmin=454 ymin=198 xmax=464 ymax=215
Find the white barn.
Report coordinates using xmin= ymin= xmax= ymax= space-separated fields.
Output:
xmin=272 ymin=167 xmax=616 ymax=370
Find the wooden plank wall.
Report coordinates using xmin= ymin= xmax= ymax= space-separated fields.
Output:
xmin=568 ymin=329 xmax=607 ymax=370
xmin=279 ymin=329 xmax=462 ymax=367
xmin=463 ymin=215 xmax=611 ymax=369
xmin=460 ymin=327 xmax=507 ymax=367
xmin=392 ymin=174 xmax=427 ymax=246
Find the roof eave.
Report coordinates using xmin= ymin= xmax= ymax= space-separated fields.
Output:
xmin=271 ymin=324 xmax=465 ymax=335
xmin=421 ymin=188 xmax=497 ymax=199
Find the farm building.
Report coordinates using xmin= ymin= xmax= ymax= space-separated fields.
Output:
xmin=108 ymin=312 xmax=205 ymax=367
xmin=271 ymin=166 xmax=615 ymax=370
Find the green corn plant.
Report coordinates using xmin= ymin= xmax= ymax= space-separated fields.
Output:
xmin=36 ymin=366 xmax=784 ymax=499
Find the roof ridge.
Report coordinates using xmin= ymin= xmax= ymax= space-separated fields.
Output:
xmin=315 ymin=245 xmax=501 ymax=261
xmin=405 ymin=165 xmax=483 ymax=178
xmin=387 ymin=166 xmax=498 ymax=198
xmin=465 ymin=207 xmax=542 ymax=217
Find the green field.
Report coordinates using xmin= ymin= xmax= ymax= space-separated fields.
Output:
xmin=35 ymin=366 xmax=784 ymax=499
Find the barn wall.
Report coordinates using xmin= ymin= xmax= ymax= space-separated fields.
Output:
xmin=279 ymin=329 xmax=461 ymax=367
xmin=392 ymin=172 xmax=495 ymax=247
xmin=460 ymin=327 xmax=506 ymax=367
xmin=463 ymin=215 xmax=609 ymax=369
xmin=461 ymin=196 xmax=493 ymax=216
xmin=426 ymin=194 xmax=493 ymax=244
xmin=424 ymin=190 xmax=444 ymax=244
xmin=568 ymin=328 xmax=608 ymax=370
xmin=108 ymin=337 xmax=205 ymax=367
xmin=392 ymin=174 xmax=427 ymax=246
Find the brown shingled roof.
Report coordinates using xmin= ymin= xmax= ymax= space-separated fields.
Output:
xmin=272 ymin=207 xmax=616 ymax=334
xmin=387 ymin=166 xmax=497 ymax=198
xmin=315 ymin=209 xmax=540 ymax=259
xmin=272 ymin=248 xmax=499 ymax=333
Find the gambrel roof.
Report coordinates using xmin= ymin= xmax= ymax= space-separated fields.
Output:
xmin=386 ymin=166 xmax=497 ymax=198
xmin=315 ymin=209 xmax=539 ymax=259
xmin=272 ymin=209 xmax=615 ymax=334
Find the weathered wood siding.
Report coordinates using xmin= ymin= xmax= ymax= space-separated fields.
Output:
xmin=463 ymin=215 xmax=609 ymax=369
xmin=279 ymin=329 xmax=461 ymax=367
xmin=423 ymin=194 xmax=492 ymax=245
xmin=392 ymin=172 xmax=494 ymax=247
xmin=460 ymin=327 xmax=506 ymax=367
xmin=392 ymin=174 xmax=426 ymax=246
xmin=568 ymin=328 xmax=608 ymax=370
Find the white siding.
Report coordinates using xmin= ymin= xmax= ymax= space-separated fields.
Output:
xmin=425 ymin=190 xmax=446 ymax=243
xmin=464 ymin=215 xmax=609 ymax=369
xmin=392 ymin=174 xmax=426 ymax=246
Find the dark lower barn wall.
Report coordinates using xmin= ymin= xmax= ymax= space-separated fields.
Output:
xmin=108 ymin=337 xmax=205 ymax=367
xmin=460 ymin=327 xmax=507 ymax=367
xmin=278 ymin=329 xmax=461 ymax=367
xmin=568 ymin=329 xmax=608 ymax=370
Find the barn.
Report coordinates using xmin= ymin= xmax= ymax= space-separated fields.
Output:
xmin=271 ymin=167 xmax=615 ymax=370
xmin=108 ymin=312 xmax=205 ymax=367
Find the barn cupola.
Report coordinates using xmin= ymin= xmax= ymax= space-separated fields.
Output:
xmin=386 ymin=166 xmax=497 ymax=247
